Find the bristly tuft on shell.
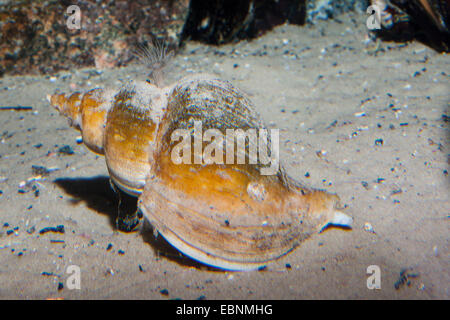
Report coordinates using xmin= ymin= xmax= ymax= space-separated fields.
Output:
xmin=133 ymin=40 xmax=174 ymax=87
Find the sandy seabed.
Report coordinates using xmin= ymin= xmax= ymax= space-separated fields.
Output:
xmin=0 ymin=14 xmax=448 ymax=299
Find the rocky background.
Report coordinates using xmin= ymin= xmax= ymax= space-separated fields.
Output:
xmin=1 ymin=0 xmax=369 ymax=76
xmin=0 ymin=0 xmax=190 ymax=75
xmin=1 ymin=0 xmax=449 ymax=77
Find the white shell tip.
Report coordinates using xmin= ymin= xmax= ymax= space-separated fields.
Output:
xmin=330 ymin=211 xmax=353 ymax=228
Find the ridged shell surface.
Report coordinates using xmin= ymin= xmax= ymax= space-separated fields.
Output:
xmin=138 ymin=76 xmax=346 ymax=270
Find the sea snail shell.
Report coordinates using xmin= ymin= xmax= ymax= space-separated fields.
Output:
xmin=49 ymin=73 xmax=352 ymax=271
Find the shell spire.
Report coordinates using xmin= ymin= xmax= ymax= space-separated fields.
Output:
xmin=48 ymin=88 xmax=115 ymax=155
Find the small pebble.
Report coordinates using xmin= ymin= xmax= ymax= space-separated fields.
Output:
xmin=258 ymin=265 xmax=267 ymax=271
xmin=394 ymin=268 xmax=419 ymax=290
xmin=375 ymin=139 xmax=383 ymax=146
xmin=58 ymin=145 xmax=74 ymax=155
xmin=316 ymin=150 xmax=327 ymax=158
xmin=31 ymin=165 xmax=53 ymax=177
xmin=433 ymin=245 xmax=438 ymax=257
xmin=50 ymin=239 xmax=65 ymax=244
xmin=39 ymin=225 xmax=65 ymax=234
xmin=364 ymin=222 xmax=375 ymax=233
xmin=160 ymin=289 xmax=169 ymax=296
xmin=26 ymin=226 xmax=35 ymax=234
xmin=391 ymin=188 xmax=403 ymax=195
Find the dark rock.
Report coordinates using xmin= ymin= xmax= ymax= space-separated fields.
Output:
xmin=0 ymin=0 xmax=190 ymax=76
xmin=181 ymin=0 xmax=307 ymax=45
xmin=5 ymin=0 xmax=447 ymax=77
xmin=372 ymin=0 xmax=450 ymax=52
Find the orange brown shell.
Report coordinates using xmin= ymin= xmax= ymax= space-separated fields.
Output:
xmin=50 ymin=75 xmax=353 ymax=270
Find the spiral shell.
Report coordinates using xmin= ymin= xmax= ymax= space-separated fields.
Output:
xmin=49 ymin=73 xmax=352 ymax=271
xmin=50 ymin=81 xmax=167 ymax=196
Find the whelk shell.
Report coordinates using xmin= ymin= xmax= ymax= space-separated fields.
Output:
xmin=49 ymin=68 xmax=352 ymax=271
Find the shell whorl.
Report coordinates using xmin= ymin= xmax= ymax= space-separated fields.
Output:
xmin=103 ymin=80 xmax=168 ymax=196
xmin=50 ymin=80 xmax=168 ymax=195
